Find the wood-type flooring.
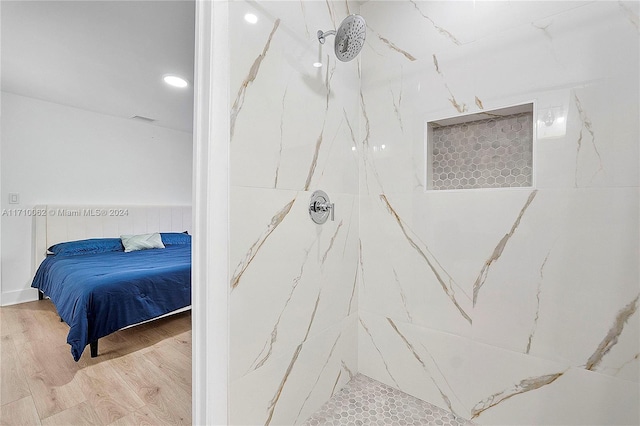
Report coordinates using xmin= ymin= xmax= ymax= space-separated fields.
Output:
xmin=0 ymin=300 xmax=191 ymax=425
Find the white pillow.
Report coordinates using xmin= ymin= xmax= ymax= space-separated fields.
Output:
xmin=120 ymin=233 xmax=165 ymax=253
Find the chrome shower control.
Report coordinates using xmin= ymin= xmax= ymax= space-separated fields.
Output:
xmin=309 ymin=190 xmax=334 ymax=224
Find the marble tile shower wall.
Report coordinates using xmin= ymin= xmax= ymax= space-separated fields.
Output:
xmin=229 ymin=1 xmax=360 ymax=425
xmin=358 ymin=1 xmax=639 ymax=426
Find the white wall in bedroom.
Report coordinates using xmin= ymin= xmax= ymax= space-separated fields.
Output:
xmin=0 ymin=91 xmax=193 ymax=305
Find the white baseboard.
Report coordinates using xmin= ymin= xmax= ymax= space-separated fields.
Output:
xmin=1 ymin=288 xmax=40 ymax=306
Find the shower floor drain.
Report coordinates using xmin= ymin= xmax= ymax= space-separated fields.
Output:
xmin=303 ymin=374 xmax=474 ymax=426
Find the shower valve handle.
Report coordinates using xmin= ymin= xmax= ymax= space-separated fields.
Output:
xmin=309 ymin=190 xmax=334 ymax=224
xmin=312 ymin=201 xmax=334 ymax=221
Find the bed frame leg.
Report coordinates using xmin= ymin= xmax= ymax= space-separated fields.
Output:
xmin=38 ymin=290 xmax=44 ymax=300
xmin=90 ymin=341 xmax=98 ymax=358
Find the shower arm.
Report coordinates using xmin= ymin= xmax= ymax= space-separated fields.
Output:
xmin=317 ymin=14 xmax=366 ymax=62
xmin=317 ymin=30 xmax=336 ymax=44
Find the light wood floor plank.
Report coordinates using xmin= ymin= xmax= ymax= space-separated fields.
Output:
xmin=76 ymin=362 xmax=145 ymax=425
xmin=143 ymin=342 xmax=191 ymax=395
xmin=0 ymin=335 xmax=31 ymax=406
xmin=167 ymin=330 xmax=191 ymax=358
xmin=0 ymin=396 xmax=41 ymax=426
xmin=0 ymin=300 xmax=191 ymax=425
xmin=17 ymin=339 xmax=87 ymax=420
xmin=0 ymin=307 xmax=17 ymax=337
xmin=106 ymin=404 xmax=171 ymax=426
xmin=79 ymin=319 xmax=170 ymax=363
xmin=112 ymin=354 xmax=191 ymax=425
xmin=40 ymin=401 xmax=102 ymax=426
xmin=151 ymin=311 xmax=191 ymax=339
xmin=1 ymin=307 xmax=30 ymax=346
xmin=5 ymin=302 xmax=67 ymax=351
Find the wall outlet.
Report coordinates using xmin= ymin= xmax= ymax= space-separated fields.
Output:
xmin=9 ymin=193 xmax=20 ymax=204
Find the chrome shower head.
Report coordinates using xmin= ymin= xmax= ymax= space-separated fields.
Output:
xmin=317 ymin=14 xmax=366 ymax=62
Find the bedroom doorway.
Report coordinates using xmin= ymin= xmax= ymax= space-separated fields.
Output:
xmin=1 ymin=1 xmax=207 ymax=424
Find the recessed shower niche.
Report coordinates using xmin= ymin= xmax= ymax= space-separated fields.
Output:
xmin=426 ymin=103 xmax=534 ymax=190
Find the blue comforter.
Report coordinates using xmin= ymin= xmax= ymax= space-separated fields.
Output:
xmin=31 ymin=245 xmax=191 ymax=361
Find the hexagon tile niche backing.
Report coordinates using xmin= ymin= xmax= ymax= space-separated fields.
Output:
xmin=430 ymin=112 xmax=533 ymax=190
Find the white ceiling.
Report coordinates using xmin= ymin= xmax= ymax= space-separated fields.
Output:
xmin=1 ymin=0 xmax=195 ymax=133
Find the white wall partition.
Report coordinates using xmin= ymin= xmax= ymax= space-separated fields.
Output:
xmin=192 ymin=0 xmax=230 ymax=424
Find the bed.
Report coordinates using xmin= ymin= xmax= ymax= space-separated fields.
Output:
xmin=30 ymin=205 xmax=192 ymax=361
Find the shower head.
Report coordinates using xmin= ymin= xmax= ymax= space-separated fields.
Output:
xmin=317 ymin=14 xmax=366 ymax=62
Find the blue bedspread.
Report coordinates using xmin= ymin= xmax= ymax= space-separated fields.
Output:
xmin=31 ymin=245 xmax=191 ymax=361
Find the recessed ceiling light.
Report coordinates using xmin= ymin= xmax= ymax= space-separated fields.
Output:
xmin=163 ymin=75 xmax=188 ymax=88
xmin=244 ymin=13 xmax=258 ymax=24
xmin=313 ymin=62 xmax=323 ymax=68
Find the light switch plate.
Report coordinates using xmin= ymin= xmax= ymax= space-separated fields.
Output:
xmin=9 ymin=193 xmax=19 ymax=204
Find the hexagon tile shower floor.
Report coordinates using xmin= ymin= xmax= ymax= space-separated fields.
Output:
xmin=303 ymin=374 xmax=474 ymax=426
